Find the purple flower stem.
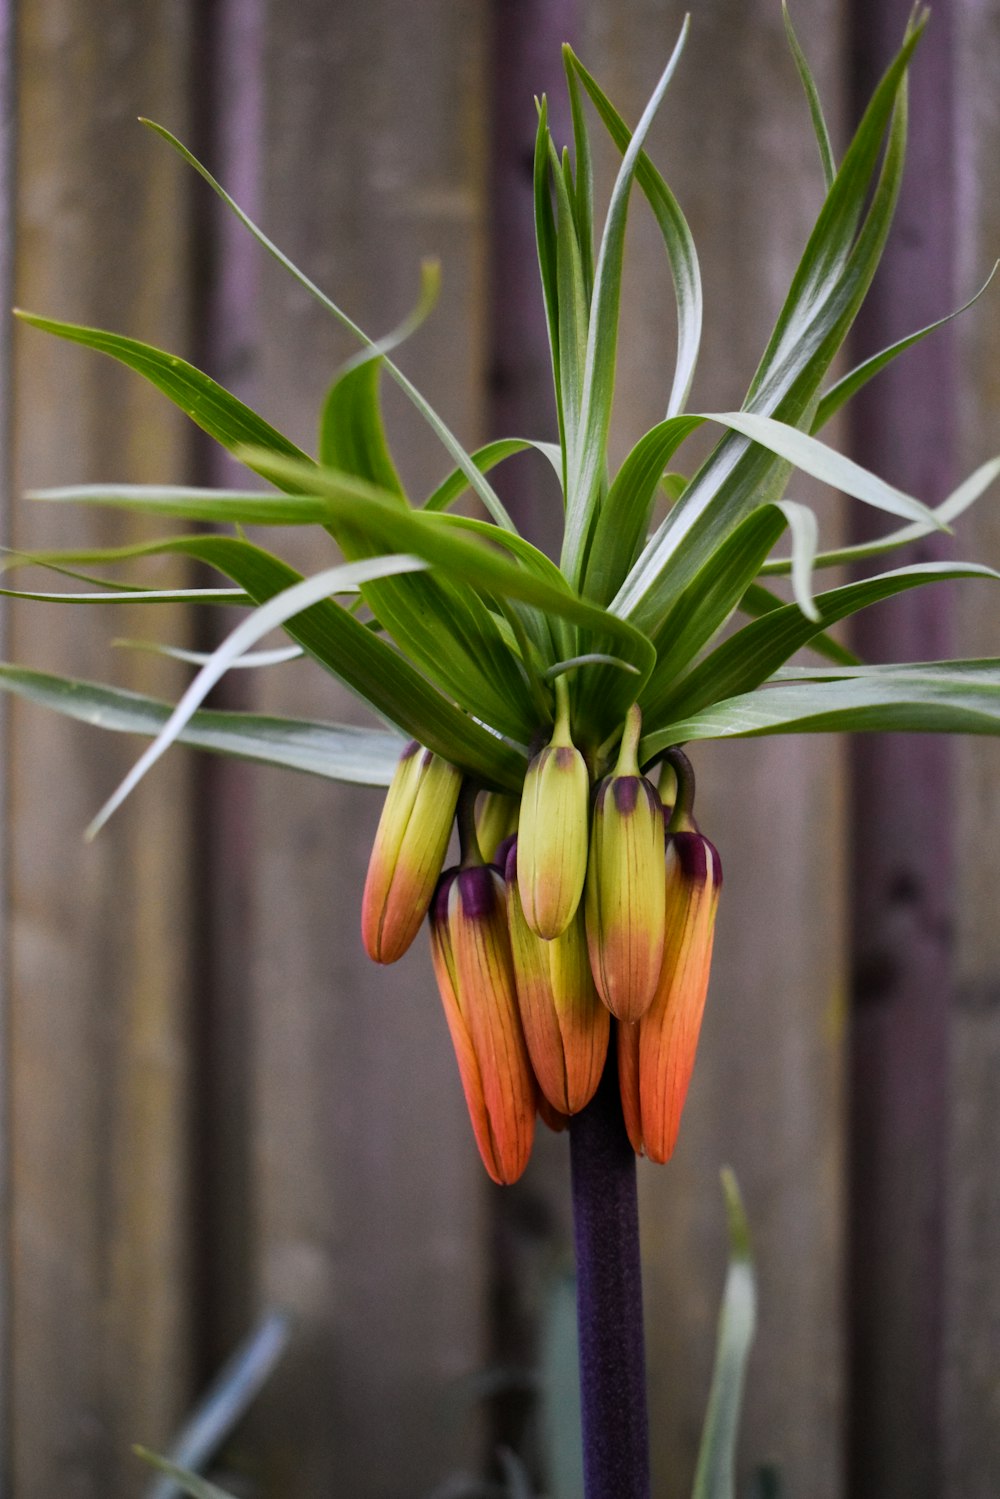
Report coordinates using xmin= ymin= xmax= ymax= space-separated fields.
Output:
xmin=569 ymin=1035 xmax=650 ymax=1499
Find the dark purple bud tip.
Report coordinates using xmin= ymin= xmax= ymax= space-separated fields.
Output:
xmin=554 ymin=745 xmax=577 ymax=771
xmin=431 ymin=867 xmax=459 ymax=926
xmin=401 ymin=740 xmax=421 ymax=761
xmin=671 ymin=831 xmax=721 ymax=888
xmin=501 ymin=836 xmax=518 ymax=885
xmin=458 ymin=864 xmax=501 ymax=920
xmin=612 ymin=776 xmax=640 ymax=815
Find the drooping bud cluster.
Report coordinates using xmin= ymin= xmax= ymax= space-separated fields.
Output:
xmin=360 ymin=715 xmax=722 ymax=1183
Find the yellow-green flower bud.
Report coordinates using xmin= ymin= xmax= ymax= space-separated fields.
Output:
xmin=516 ymin=685 xmax=590 ymax=939
xmin=585 ymin=705 xmax=665 ymax=1021
xmin=505 ymin=839 xmax=609 ymax=1116
xmin=362 ymin=741 xmax=460 ymax=964
xmin=475 ymin=790 xmax=519 ymax=864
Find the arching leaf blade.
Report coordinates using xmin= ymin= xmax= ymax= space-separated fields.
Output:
xmin=13 ymin=311 xmax=314 ymax=486
xmin=565 ymin=46 xmax=702 ymax=421
xmin=811 ymin=263 xmax=999 ymax=432
xmin=760 ymin=456 xmax=1000 ymax=575
xmin=782 ymin=1 xmax=836 ymax=190
xmin=140 ymin=119 xmax=516 ymax=532
xmin=659 ymin=560 xmax=1000 ymax=722
xmin=0 ymin=665 xmax=405 ymax=785
xmin=691 ymin=1171 xmax=757 ymax=1499
xmin=561 ymin=20 xmax=691 ymax=588
xmin=643 ymin=668 xmax=1000 ymax=756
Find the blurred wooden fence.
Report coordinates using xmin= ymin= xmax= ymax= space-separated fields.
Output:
xmin=1 ymin=2 xmax=998 ymax=1497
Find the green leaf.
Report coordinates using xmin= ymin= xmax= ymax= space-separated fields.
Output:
xmin=564 ymin=47 xmax=596 ymax=297
xmin=566 ymin=46 xmax=702 ymax=421
xmin=543 ymin=652 xmax=641 ymax=682
xmin=691 ymin=1171 xmax=757 ymax=1499
xmin=32 ymin=498 xmax=538 ymax=741
xmin=642 ymin=507 xmax=788 ymax=722
xmin=141 ymin=119 xmax=516 ymax=532
xmin=0 ymin=665 xmax=404 ymax=784
xmin=312 ymin=311 xmax=536 ymax=742
xmin=657 ymin=560 xmax=1000 ymax=722
xmin=782 ymin=1 xmax=836 ymax=191
xmin=0 ymin=581 xmax=247 ymax=605
xmin=549 ymin=133 xmax=591 ymax=476
xmin=812 ymin=262 xmax=999 ymax=432
xmin=534 ymin=97 xmax=566 ymax=469
xmin=738 ymin=582 xmax=860 ymax=668
xmin=773 ymin=500 xmax=820 ymax=620
xmin=30 ymin=483 xmax=337 ymax=526
xmin=616 ymin=18 xmax=920 ymax=636
xmin=241 ymin=450 xmax=656 ymax=735
xmin=582 ymin=415 xmax=703 ymax=607
xmin=745 ymin=14 xmax=924 ymax=412
xmin=113 ymin=639 xmax=302 ymax=669
xmin=143 ymin=1311 xmax=290 ymax=1499
xmin=760 ymin=455 xmax=1000 ymax=575
xmin=702 ymin=411 xmax=942 ymax=529
xmin=13 ymin=311 xmax=314 ymax=487
xmin=422 ymin=437 xmax=563 ymax=514
xmin=639 ymin=501 xmax=823 ymax=724
xmin=12 ymin=531 xmax=529 ymax=787
xmin=771 ymin=658 xmax=1000 ymax=685
xmin=318 ymin=256 xmax=441 ymax=496
xmin=85 ymin=554 xmax=437 ymax=834
xmin=134 ymin=1450 xmax=237 ymax=1499
xmin=561 ymin=20 xmax=691 ymax=589
xmin=643 ymin=666 xmax=1000 ymax=756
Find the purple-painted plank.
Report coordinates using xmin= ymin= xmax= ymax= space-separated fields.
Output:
xmin=847 ymin=4 xmax=957 ymax=1497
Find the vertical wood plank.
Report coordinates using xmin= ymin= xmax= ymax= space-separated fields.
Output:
xmin=0 ymin=0 xmax=14 ymax=1491
xmin=485 ymin=5 xmax=581 ymax=1483
xmin=577 ymin=5 xmax=848 ymax=1495
xmin=239 ymin=4 xmax=493 ymax=1494
xmin=846 ymin=6 xmax=957 ymax=1495
xmin=947 ymin=3 xmax=1000 ymax=1493
xmin=7 ymin=3 xmax=197 ymax=1493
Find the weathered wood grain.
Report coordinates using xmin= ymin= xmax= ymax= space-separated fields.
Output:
xmin=577 ymin=5 xmax=848 ymax=1496
xmin=6 ymin=3 xmax=197 ymax=1494
xmin=846 ymin=6 xmax=958 ymax=1495
xmin=947 ymin=4 xmax=1000 ymax=1494
xmin=237 ymin=5 xmax=493 ymax=1494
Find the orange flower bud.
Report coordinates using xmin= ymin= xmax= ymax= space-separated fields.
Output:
xmin=516 ymin=691 xmax=590 ymax=939
xmin=429 ymin=865 xmax=536 ymax=1184
xmin=505 ymin=840 xmax=609 ymax=1116
xmin=585 ymin=706 xmax=665 ymax=1021
xmin=638 ymin=830 xmax=722 ymax=1163
xmin=616 ymin=1020 xmax=644 ymax=1156
xmin=362 ymin=742 xmax=460 ymax=963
